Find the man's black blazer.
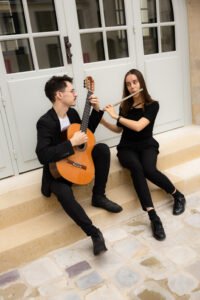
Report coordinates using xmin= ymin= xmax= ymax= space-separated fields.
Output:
xmin=36 ymin=107 xmax=103 ymax=197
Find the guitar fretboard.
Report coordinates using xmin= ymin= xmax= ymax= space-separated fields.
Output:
xmin=80 ymin=90 xmax=93 ymax=133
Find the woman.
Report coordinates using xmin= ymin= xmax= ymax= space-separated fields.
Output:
xmin=101 ymin=69 xmax=186 ymax=241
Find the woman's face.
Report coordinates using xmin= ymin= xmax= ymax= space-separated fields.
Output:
xmin=125 ymin=74 xmax=141 ymax=98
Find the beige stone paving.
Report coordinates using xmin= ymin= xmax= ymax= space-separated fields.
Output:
xmin=0 ymin=191 xmax=200 ymax=300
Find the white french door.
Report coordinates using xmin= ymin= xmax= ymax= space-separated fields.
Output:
xmin=0 ymin=0 xmax=75 ymax=178
xmin=138 ymin=0 xmax=191 ymax=133
xmin=65 ymin=0 xmax=191 ymax=146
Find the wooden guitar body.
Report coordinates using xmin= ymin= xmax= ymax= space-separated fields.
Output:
xmin=55 ymin=123 xmax=95 ymax=185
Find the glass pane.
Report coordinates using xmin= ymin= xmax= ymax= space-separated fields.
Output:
xmin=107 ymin=30 xmax=128 ymax=59
xmin=80 ymin=32 xmax=105 ymax=63
xmin=103 ymin=0 xmax=126 ymax=27
xmin=159 ymin=0 xmax=174 ymax=22
xmin=140 ymin=0 xmax=157 ymax=24
xmin=34 ymin=36 xmax=63 ymax=69
xmin=142 ymin=27 xmax=158 ymax=54
xmin=0 ymin=0 xmax=27 ymax=35
xmin=27 ymin=0 xmax=58 ymax=32
xmin=1 ymin=39 xmax=33 ymax=73
xmin=76 ymin=0 xmax=101 ymax=29
xmin=161 ymin=26 xmax=175 ymax=52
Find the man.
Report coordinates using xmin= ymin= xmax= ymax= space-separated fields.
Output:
xmin=36 ymin=75 xmax=122 ymax=255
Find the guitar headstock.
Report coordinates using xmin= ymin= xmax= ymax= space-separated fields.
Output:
xmin=84 ymin=76 xmax=95 ymax=93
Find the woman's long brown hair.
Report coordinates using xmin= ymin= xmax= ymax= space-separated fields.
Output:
xmin=120 ymin=69 xmax=154 ymax=116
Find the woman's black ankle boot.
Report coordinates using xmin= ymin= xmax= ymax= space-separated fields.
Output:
xmin=91 ymin=229 xmax=107 ymax=255
xmin=172 ymin=190 xmax=186 ymax=215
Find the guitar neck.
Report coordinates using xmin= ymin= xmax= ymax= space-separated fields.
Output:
xmin=80 ymin=90 xmax=93 ymax=133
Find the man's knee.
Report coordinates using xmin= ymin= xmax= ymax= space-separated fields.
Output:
xmin=52 ymin=181 xmax=73 ymax=199
xmin=92 ymin=143 xmax=110 ymax=158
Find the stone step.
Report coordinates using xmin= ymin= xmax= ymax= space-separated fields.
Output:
xmin=0 ymin=183 xmax=135 ymax=273
xmin=1 ymin=125 xmax=200 ymax=272
xmin=1 ymin=155 xmax=200 ymax=273
xmin=1 ymin=126 xmax=200 ymax=230
xmin=156 ymin=126 xmax=200 ymax=170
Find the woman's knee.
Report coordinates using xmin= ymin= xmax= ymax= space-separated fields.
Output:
xmin=143 ymin=166 xmax=157 ymax=178
xmin=118 ymin=154 xmax=142 ymax=171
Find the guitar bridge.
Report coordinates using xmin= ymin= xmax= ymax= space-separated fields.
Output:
xmin=66 ymin=158 xmax=87 ymax=170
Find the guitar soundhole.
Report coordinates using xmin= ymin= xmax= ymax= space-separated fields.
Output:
xmin=76 ymin=143 xmax=86 ymax=151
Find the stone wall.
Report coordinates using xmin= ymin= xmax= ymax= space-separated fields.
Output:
xmin=186 ymin=0 xmax=200 ymax=123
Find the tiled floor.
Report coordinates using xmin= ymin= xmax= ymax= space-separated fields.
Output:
xmin=0 ymin=190 xmax=200 ymax=300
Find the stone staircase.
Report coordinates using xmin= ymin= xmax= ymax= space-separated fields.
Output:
xmin=1 ymin=125 xmax=200 ymax=273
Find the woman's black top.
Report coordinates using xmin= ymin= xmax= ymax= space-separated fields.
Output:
xmin=117 ymin=101 xmax=159 ymax=151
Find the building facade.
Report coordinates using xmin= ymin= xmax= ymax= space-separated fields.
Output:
xmin=187 ymin=0 xmax=200 ymax=124
xmin=0 ymin=0 xmax=198 ymax=179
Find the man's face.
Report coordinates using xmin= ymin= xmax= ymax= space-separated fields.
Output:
xmin=58 ymin=81 xmax=77 ymax=107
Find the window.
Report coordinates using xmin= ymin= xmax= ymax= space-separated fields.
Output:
xmin=140 ymin=0 xmax=175 ymax=55
xmin=0 ymin=0 xmax=27 ymax=35
xmin=2 ymin=39 xmax=34 ymax=73
xmin=27 ymin=0 xmax=58 ymax=32
xmin=76 ymin=0 xmax=128 ymax=63
xmin=0 ymin=0 xmax=63 ymax=73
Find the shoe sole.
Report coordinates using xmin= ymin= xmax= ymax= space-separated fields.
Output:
xmin=153 ymin=235 xmax=166 ymax=241
xmin=94 ymin=246 xmax=108 ymax=256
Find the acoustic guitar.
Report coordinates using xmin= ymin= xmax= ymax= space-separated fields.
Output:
xmin=50 ymin=76 xmax=96 ymax=185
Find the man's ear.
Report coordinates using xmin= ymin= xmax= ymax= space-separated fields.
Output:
xmin=56 ymin=90 xmax=62 ymax=100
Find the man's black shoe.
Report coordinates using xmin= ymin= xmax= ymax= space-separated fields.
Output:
xmin=91 ymin=229 xmax=107 ymax=255
xmin=173 ymin=195 xmax=186 ymax=215
xmin=151 ymin=219 xmax=166 ymax=241
xmin=92 ymin=194 xmax=123 ymax=213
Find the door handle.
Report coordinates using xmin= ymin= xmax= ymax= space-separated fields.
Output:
xmin=64 ymin=36 xmax=73 ymax=64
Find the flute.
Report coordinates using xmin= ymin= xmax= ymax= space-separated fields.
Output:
xmin=113 ymin=88 xmax=143 ymax=107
